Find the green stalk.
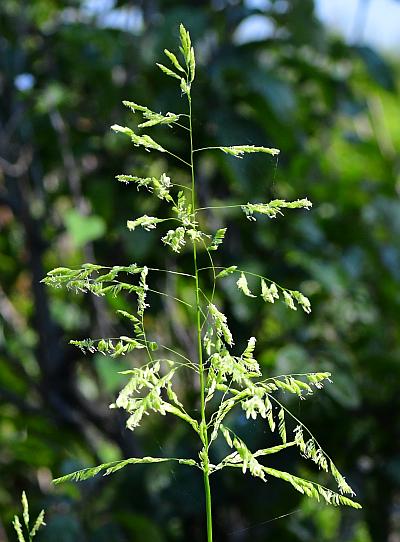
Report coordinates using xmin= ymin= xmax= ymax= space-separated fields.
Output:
xmin=188 ymin=91 xmax=213 ymax=542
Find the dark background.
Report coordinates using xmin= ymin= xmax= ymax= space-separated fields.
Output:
xmin=1 ymin=0 xmax=399 ymax=541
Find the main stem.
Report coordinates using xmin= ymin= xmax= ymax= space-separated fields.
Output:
xmin=188 ymin=94 xmax=213 ymax=542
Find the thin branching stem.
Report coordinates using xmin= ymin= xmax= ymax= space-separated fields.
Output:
xmin=160 ymin=358 xmax=199 ymax=372
xmin=158 ymin=344 xmax=196 ymax=368
xmin=198 ymin=288 xmax=212 ymax=304
xmin=172 ymin=183 xmax=193 ymax=192
xmin=173 ymin=121 xmax=191 ymax=132
xmin=141 ymin=314 xmax=153 ymax=364
xmin=196 ymin=204 xmax=244 ymax=211
xmin=188 ymin=85 xmax=213 ymax=542
xmin=199 ymin=239 xmax=217 ymax=331
xmin=148 ymin=288 xmax=192 ymax=308
xmin=41 ymin=24 xmax=360 ymax=532
xmin=147 ymin=268 xmax=195 ymax=278
xmin=164 ymin=149 xmax=191 ymax=167
xmin=193 ymin=146 xmax=225 ymax=153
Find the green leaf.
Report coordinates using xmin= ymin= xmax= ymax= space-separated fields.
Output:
xmin=64 ymin=209 xmax=106 ymax=248
xmin=355 ymin=45 xmax=396 ymax=91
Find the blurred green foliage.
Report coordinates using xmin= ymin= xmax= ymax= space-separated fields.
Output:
xmin=0 ymin=1 xmax=399 ymax=541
